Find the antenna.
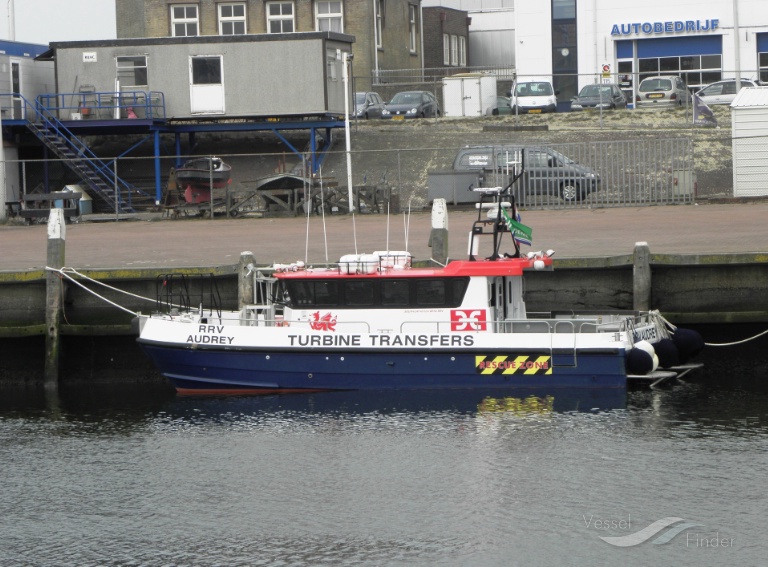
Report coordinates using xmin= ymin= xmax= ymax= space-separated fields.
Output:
xmin=385 ymin=199 xmax=390 ymax=256
xmin=319 ymin=166 xmax=329 ymax=264
xmin=303 ymin=156 xmax=311 ymax=265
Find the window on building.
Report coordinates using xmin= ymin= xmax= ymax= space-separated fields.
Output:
xmin=451 ymin=35 xmax=458 ymax=66
xmin=376 ymin=0 xmax=383 ymax=48
xmin=637 ymin=54 xmax=722 ymax=91
xmin=459 ymin=36 xmax=466 ymax=66
xmin=267 ymin=1 xmax=294 ymax=33
xmin=409 ymin=5 xmax=417 ymax=53
xmin=327 ymin=48 xmax=338 ymax=81
xmin=552 ymin=0 xmax=576 ymax=19
xmin=171 ymin=4 xmax=199 ymax=37
xmin=760 ymin=52 xmax=768 ymax=84
xmin=219 ymin=3 xmax=246 ymax=35
xmin=116 ymin=56 xmax=148 ymax=88
xmin=443 ymin=34 xmax=450 ymax=65
xmin=551 ymin=0 xmax=577 ymax=103
xmin=191 ymin=56 xmax=222 ymax=85
xmin=316 ymin=1 xmax=343 ymax=33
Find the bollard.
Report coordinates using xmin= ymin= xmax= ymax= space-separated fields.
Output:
xmin=633 ymin=241 xmax=652 ymax=312
xmin=45 ymin=209 xmax=66 ymax=388
xmin=429 ymin=198 xmax=449 ymax=265
xmin=238 ymin=251 xmax=256 ymax=308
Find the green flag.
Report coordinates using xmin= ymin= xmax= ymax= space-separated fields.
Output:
xmin=501 ymin=207 xmax=533 ymax=246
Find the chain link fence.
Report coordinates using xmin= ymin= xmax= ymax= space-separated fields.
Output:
xmin=4 ymin=102 xmax=740 ymax=220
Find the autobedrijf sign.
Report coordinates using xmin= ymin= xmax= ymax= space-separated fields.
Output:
xmin=611 ymin=19 xmax=719 ymax=36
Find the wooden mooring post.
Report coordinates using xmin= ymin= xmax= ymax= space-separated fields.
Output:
xmin=429 ymin=198 xmax=449 ymax=265
xmin=633 ymin=241 xmax=652 ymax=312
xmin=45 ymin=209 xmax=66 ymax=388
xmin=238 ymin=251 xmax=256 ymax=308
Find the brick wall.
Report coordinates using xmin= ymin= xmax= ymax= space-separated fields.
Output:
xmin=422 ymin=7 xmax=469 ymax=74
xmin=122 ymin=0 xmax=424 ymax=94
xmin=116 ymin=0 xmax=146 ymax=38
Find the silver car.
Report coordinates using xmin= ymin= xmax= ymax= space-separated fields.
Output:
xmin=636 ymin=76 xmax=692 ymax=108
xmin=695 ymin=79 xmax=758 ymax=106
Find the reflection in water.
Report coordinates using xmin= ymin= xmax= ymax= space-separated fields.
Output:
xmin=1 ymin=380 xmax=766 ymax=566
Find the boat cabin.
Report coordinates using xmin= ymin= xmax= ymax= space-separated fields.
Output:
xmin=264 ymin=255 xmax=538 ymax=335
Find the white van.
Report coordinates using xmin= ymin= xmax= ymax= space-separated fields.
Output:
xmin=510 ymin=81 xmax=558 ymax=114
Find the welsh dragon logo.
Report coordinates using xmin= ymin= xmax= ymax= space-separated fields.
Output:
xmin=309 ymin=311 xmax=337 ymax=331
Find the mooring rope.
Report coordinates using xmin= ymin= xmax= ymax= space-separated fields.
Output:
xmin=651 ymin=309 xmax=768 ymax=347
xmin=702 ymin=328 xmax=768 ymax=347
xmin=45 ymin=266 xmax=156 ymax=317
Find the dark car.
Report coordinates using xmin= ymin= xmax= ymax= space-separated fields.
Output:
xmin=452 ymin=145 xmax=600 ymax=203
xmin=570 ymin=83 xmax=627 ymax=111
xmin=381 ymin=91 xmax=440 ymax=119
xmin=492 ymin=96 xmax=513 ymax=115
xmin=354 ymin=91 xmax=386 ymax=119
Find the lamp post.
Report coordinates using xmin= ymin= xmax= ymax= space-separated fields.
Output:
xmin=343 ymin=51 xmax=355 ymax=213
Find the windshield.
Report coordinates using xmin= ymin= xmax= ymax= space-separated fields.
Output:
xmin=355 ymin=93 xmax=366 ymax=105
xmin=639 ymin=78 xmax=672 ymax=92
xmin=390 ymin=92 xmax=422 ymax=105
xmin=515 ymin=82 xmax=554 ymax=97
xmin=579 ymin=85 xmax=613 ymax=98
xmin=546 ymin=149 xmax=574 ymax=164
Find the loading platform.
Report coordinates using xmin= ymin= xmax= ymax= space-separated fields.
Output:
xmin=2 ymin=90 xmax=346 ymax=215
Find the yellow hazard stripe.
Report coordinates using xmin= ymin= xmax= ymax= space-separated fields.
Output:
xmin=474 ymin=355 xmax=552 ymax=375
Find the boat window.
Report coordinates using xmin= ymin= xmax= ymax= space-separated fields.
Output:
xmin=345 ymin=280 xmax=375 ymax=306
xmin=452 ymin=279 xmax=470 ymax=305
xmin=381 ymin=280 xmax=410 ymax=306
xmin=286 ymin=280 xmax=339 ymax=307
xmin=287 ymin=281 xmax=314 ymax=307
xmin=285 ymin=277 xmax=469 ymax=308
xmin=416 ymin=280 xmax=445 ymax=305
xmin=314 ymin=281 xmax=339 ymax=306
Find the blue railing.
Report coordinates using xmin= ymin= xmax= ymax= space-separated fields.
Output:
xmin=36 ymin=90 xmax=166 ymax=120
xmin=0 ymin=92 xmax=150 ymax=211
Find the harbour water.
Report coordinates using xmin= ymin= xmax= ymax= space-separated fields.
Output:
xmin=1 ymin=378 xmax=766 ymax=567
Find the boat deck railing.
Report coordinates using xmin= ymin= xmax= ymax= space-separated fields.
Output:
xmin=154 ymin=274 xmax=221 ymax=319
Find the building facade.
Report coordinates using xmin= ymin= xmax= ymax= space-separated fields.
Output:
xmin=422 ymin=0 xmax=513 ymax=70
xmin=115 ymin=0 xmax=423 ymax=90
xmin=515 ymin=0 xmax=768 ymax=104
xmin=421 ymin=7 xmax=470 ymax=76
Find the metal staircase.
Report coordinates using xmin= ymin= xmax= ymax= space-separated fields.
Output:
xmin=24 ymin=98 xmax=149 ymax=213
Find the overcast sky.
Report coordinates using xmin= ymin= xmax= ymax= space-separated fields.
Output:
xmin=0 ymin=0 xmax=116 ymax=45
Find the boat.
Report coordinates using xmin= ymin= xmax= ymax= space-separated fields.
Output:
xmin=174 ymin=157 xmax=232 ymax=204
xmin=134 ymin=182 xmax=705 ymax=396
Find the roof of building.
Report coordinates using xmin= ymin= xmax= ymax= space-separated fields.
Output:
xmin=0 ymin=39 xmax=50 ymax=59
xmin=731 ymin=86 xmax=768 ymax=108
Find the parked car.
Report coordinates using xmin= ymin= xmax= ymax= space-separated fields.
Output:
xmin=492 ymin=96 xmax=513 ymax=115
xmin=452 ymin=145 xmax=600 ymax=202
xmin=695 ymin=79 xmax=759 ymax=106
xmin=509 ymin=81 xmax=558 ymax=113
xmin=635 ymin=76 xmax=692 ymax=108
xmin=570 ymin=83 xmax=627 ymax=111
xmin=354 ymin=91 xmax=386 ymax=119
xmin=381 ymin=91 xmax=440 ymax=119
